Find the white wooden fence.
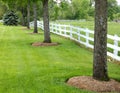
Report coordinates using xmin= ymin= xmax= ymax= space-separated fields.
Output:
xmin=30 ymin=21 xmax=120 ymax=61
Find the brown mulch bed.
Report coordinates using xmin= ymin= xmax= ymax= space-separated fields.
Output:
xmin=32 ymin=42 xmax=59 ymax=47
xmin=28 ymin=32 xmax=41 ymax=35
xmin=22 ymin=27 xmax=31 ymax=30
xmin=67 ymin=76 xmax=120 ymax=93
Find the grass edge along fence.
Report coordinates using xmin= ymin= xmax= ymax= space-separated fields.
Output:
xmin=30 ymin=21 xmax=120 ymax=62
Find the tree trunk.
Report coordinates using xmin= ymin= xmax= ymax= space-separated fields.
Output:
xmin=43 ymin=0 xmax=51 ymax=43
xmin=33 ymin=2 xmax=38 ymax=33
xmin=93 ymin=0 xmax=109 ymax=81
xmin=21 ymin=8 xmax=26 ymax=26
xmin=27 ymin=0 xmax=30 ymax=29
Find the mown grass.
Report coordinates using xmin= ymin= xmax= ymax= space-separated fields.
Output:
xmin=0 ymin=25 xmax=120 ymax=93
xmin=55 ymin=21 xmax=120 ymax=36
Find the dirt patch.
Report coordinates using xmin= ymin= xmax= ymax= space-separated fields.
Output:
xmin=32 ymin=42 xmax=59 ymax=47
xmin=28 ymin=32 xmax=41 ymax=35
xmin=67 ymin=76 xmax=120 ymax=93
xmin=22 ymin=27 xmax=31 ymax=30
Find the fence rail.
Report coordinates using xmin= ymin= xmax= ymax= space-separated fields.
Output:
xmin=30 ymin=21 xmax=120 ymax=61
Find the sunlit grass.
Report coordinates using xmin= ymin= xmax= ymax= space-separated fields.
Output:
xmin=0 ymin=25 xmax=120 ymax=93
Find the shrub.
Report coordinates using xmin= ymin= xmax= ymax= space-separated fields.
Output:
xmin=3 ymin=11 xmax=18 ymax=26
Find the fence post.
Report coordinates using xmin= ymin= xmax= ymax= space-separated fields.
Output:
xmin=56 ymin=24 xmax=58 ymax=34
xmin=39 ymin=21 xmax=41 ymax=28
xmin=51 ymin=23 xmax=54 ymax=33
xmin=30 ymin=22 xmax=31 ymax=28
xmin=78 ymin=27 xmax=80 ymax=42
xmin=114 ymin=34 xmax=118 ymax=56
xmin=37 ymin=21 xmax=39 ymax=28
xmin=52 ymin=23 xmax=54 ymax=32
xmin=40 ymin=22 xmax=42 ymax=29
xmin=70 ymin=25 xmax=73 ymax=39
xmin=50 ymin=23 xmax=52 ymax=32
xmin=54 ymin=24 xmax=56 ymax=33
xmin=30 ymin=22 xmax=33 ymax=28
xmin=59 ymin=24 xmax=62 ymax=35
xmin=86 ymin=28 xmax=89 ymax=47
xmin=64 ymin=25 xmax=67 ymax=36
xmin=58 ymin=24 xmax=60 ymax=34
xmin=41 ymin=22 xmax=44 ymax=30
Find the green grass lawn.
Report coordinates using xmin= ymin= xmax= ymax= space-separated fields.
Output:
xmin=55 ymin=21 xmax=120 ymax=36
xmin=0 ymin=25 xmax=120 ymax=93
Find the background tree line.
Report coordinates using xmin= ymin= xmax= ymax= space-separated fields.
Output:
xmin=0 ymin=0 xmax=120 ymax=24
xmin=50 ymin=0 xmax=120 ymax=21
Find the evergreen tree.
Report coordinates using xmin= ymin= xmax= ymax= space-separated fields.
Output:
xmin=3 ymin=11 xmax=18 ymax=26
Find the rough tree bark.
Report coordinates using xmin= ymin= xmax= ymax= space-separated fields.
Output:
xmin=33 ymin=2 xmax=38 ymax=33
xmin=93 ymin=0 xmax=109 ymax=81
xmin=27 ymin=0 xmax=30 ymax=29
xmin=21 ymin=7 xmax=26 ymax=26
xmin=43 ymin=0 xmax=51 ymax=43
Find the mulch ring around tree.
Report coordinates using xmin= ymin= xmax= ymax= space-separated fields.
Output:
xmin=67 ymin=76 xmax=120 ymax=93
xmin=28 ymin=32 xmax=41 ymax=35
xmin=21 ymin=27 xmax=31 ymax=31
xmin=32 ymin=42 xmax=59 ymax=47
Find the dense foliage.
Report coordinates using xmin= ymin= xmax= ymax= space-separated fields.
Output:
xmin=49 ymin=0 xmax=120 ymax=21
xmin=3 ymin=11 xmax=18 ymax=25
xmin=1 ymin=0 xmax=120 ymax=24
xmin=49 ymin=0 xmax=94 ymax=20
xmin=0 ymin=1 xmax=8 ymax=19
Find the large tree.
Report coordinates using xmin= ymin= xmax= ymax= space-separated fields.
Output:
xmin=27 ymin=0 xmax=30 ymax=29
xmin=93 ymin=0 xmax=109 ymax=81
xmin=33 ymin=1 xmax=38 ymax=33
xmin=43 ymin=0 xmax=51 ymax=43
